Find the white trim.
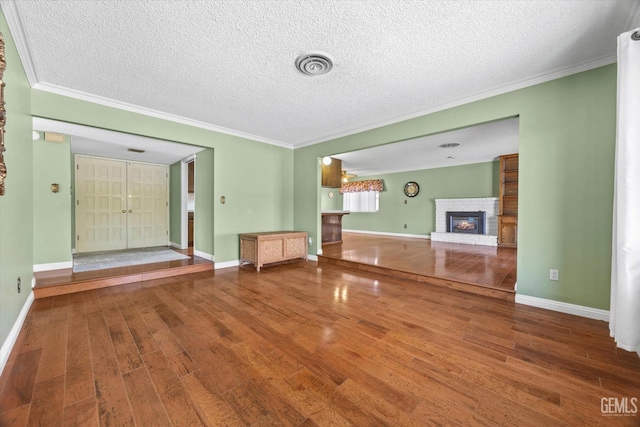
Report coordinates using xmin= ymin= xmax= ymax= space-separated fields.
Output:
xmin=307 ymin=254 xmax=318 ymax=261
xmin=317 ymin=248 xmax=323 ymax=255
xmin=0 ymin=292 xmax=34 ymax=377
xmin=0 ymin=0 xmax=39 ymax=86
xmin=169 ymin=241 xmax=182 ymax=249
xmin=193 ymin=250 xmax=214 ymax=262
xmin=515 ymin=294 xmax=610 ymax=322
xmin=33 ymin=261 xmax=72 ymax=272
xmin=215 ymin=260 xmax=241 ymax=269
xmin=32 ymin=82 xmax=293 ymax=149
xmin=295 ymin=55 xmax=617 ymax=148
xmin=343 ymin=229 xmax=430 ymax=239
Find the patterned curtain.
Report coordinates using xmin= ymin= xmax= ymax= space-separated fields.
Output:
xmin=339 ymin=179 xmax=383 ymax=194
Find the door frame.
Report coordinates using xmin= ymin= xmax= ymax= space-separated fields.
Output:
xmin=180 ymin=154 xmax=196 ymax=249
xmin=74 ymin=154 xmax=170 ymax=253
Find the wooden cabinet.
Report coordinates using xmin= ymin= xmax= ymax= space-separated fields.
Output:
xmin=498 ymin=153 xmax=518 ymax=247
xmin=188 ymin=161 xmax=195 ymax=193
xmin=322 ymin=212 xmax=349 ymax=244
xmin=239 ymin=231 xmax=308 ymax=271
xmin=322 ymin=158 xmax=342 ymax=188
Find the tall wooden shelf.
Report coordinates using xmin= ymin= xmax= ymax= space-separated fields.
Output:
xmin=498 ymin=154 xmax=518 ymax=247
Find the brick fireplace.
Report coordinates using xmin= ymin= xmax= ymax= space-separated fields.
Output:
xmin=431 ymin=197 xmax=498 ymax=246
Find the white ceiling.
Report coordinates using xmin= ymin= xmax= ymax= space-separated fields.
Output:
xmin=336 ymin=117 xmax=519 ymax=177
xmin=4 ymin=1 xmax=640 ymax=149
xmin=33 ymin=117 xmax=205 ymax=165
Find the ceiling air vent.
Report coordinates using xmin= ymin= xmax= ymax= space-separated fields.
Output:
xmin=295 ymin=52 xmax=333 ymax=76
xmin=127 ymin=148 xmax=145 ymax=153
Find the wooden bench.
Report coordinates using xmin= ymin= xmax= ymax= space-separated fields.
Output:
xmin=239 ymin=231 xmax=308 ymax=271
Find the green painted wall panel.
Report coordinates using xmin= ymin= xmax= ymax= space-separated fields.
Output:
xmin=195 ymin=149 xmax=214 ymax=256
xmin=33 ymin=136 xmax=72 ymax=264
xmin=320 ymin=187 xmax=342 ymax=211
xmin=0 ymin=13 xmax=34 ymax=352
xmin=296 ymin=65 xmax=616 ymax=310
xmin=169 ymin=161 xmax=182 ymax=245
xmin=30 ymin=92 xmax=294 ymax=263
xmin=342 ymin=161 xmax=499 ymax=235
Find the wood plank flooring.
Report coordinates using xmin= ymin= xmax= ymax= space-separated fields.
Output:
xmin=321 ymin=233 xmax=516 ymax=300
xmin=1 ymin=261 xmax=638 ymax=426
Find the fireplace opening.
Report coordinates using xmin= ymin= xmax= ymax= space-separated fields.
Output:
xmin=446 ymin=211 xmax=486 ymax=234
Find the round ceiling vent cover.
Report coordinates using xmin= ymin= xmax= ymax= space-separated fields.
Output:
xmin=295 ymin=53 xmax=333 ymax=76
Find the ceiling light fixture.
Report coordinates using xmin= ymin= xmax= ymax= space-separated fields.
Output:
xmin=295 ymin=52 xmax=333 ymax=76
xmin=439 ymin=143 xmax=460 ymax=148
xmin=127 ymin=148 xmax=145 ymax=153
xmin=322 ymin=156 xmax=332 ymax=165
xmin=342 ymin=170 xmax=357 ymax=182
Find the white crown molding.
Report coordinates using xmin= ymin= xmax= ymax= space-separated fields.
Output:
xmin=32 ymin=82 xmax=293 ymax=149
xmin=294 ymin=54 xmax=617 ymax=148
xmin=0 ymin=0 xmax=38 ymax=86
xmin=0 ymin=292 xmax=34 ymax=377
xmin=343 ymin=229 xmax=430 ymax=239
xmin=515 ymin=294 xmax=609 ymax=322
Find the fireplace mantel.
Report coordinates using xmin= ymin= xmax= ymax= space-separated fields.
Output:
xmin=431 ymin=197 xmax=498 ymax=246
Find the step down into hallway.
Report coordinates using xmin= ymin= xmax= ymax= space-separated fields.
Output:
xmin=34 ymin=255 xmax=213 ymax=298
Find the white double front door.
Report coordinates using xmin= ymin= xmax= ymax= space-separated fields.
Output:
xmin=75 ymin=155 xmax=169 ymax=253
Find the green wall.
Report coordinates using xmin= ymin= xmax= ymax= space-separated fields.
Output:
xmin=342 ymin=161 xmax=499 ymax=235
xmin=320 ymin=187 xmax=342 ymax=211
xmin=30 ymin=94 xmax=294 ymax=263
xmin=33 ymin=135 xmax=72 ymax=265
xmin=169 ymin=161 xmax=182 ymax=245
xmin=295 ymin=65 xmax=616 ymax=310
xmin=0 ymin=12 xmax=34 ymax=355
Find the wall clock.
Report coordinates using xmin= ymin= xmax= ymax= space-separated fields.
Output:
xmin=404 ymin=181 xmax=420 ymax=197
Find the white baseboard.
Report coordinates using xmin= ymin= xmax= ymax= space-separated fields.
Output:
xmin=169 ymin=241 xmax=183 ymax=249
xmin=0 ymin=292 xmax=34 ymax=377
xmin=215 ymin=260 xmax=240 ymax=269
xmin=317 ymin=248 xmax=323 ymax=255
xmin=33 ymin=261 xmax=73 ymax=272
xmin=307 ymin=254 xmax=318 ymax=261
xmin=515 ymin=294 xmax=610 ymax=321
xmin=343 ymin=229 xmax=430 ymax=239
xmin=193 ymin=250 xmax=214 ymax=261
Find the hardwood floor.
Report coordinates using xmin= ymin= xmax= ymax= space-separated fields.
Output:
xmin=321 ymin=232 xmax=517 ymax=300
xmin=1 ymin=261 xmax=638 ymax=426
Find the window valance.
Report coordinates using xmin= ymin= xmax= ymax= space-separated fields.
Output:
xmin=340 ymin=179 xmax=383 ymax=194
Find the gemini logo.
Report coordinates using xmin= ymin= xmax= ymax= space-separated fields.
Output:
xmin=601 ymin=397 xmax=638 ymax=416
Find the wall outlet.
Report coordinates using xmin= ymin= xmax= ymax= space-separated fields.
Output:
xmin=17 ymin=277 xmax=21 ymax=293
xmin=549 ymin=269 xmax=559 ymax=281
xmin=308 ymin=237 xmax=313 ymax=245
xmin=404 ymin=224 xmax=407 ymax=229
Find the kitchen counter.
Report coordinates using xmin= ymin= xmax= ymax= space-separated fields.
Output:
xmin=321 ymin=211 xmax=350 ymax=245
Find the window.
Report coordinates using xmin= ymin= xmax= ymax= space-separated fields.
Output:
xmin=343 ymin=191 xmax=379 ymax=212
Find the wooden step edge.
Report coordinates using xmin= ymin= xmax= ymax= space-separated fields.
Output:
xmin=318 ymin=256 xmax=514 ymax=302
xmin=33 ymin=262 xmax=213 ymax=299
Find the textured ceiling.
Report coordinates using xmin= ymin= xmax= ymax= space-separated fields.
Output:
xmin=5 ymin=1 xmax=640 ymax=148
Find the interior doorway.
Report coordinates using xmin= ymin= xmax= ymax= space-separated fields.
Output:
xmin=75 ymin=155 xmax=169 ymax=253
xmin=187 ymin=159 xmax=195 ymax=248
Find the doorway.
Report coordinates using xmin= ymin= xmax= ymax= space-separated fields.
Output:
xmin=187 ymin=159 xmax=195 ymax=248
xmin=75 ymin=155 xmax=169 ymax=253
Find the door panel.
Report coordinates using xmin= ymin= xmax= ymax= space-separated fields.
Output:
xmin=127 ymin=162 xmax=168 ymax=249
xmin=75 ymin=156 xmax=127 ymax=253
